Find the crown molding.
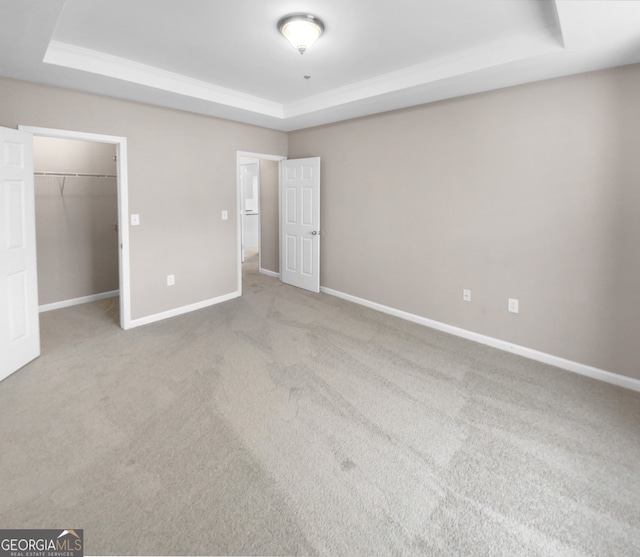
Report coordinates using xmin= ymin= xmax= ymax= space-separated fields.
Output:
xmin=284 ymin=32 xmax=564 ymax=118
xmin=44 ymin=28 xmax=562 ymax=125
xmin=44 ymin=41 xmax=284 ymax=119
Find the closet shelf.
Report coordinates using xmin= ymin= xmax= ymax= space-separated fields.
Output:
xmin=35 ymin=171 xmax=117 ymax=178
xmin=34 ymin=171 xmax=117 ymax=195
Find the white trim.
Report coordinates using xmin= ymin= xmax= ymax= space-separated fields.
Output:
xmin=42 ymin=34 xmax=561 ymax=123
xmin=19 ymin=125 xmax=132 ymax=330
xmin=44 ymin=42 xmax=283 ymax=119
xmin=320 ymin=286 xmax=640 ymax=393
xmin=236 ymin=151 xmax=287 ymax=296
xmin=129 ymin=291 xmax=240 ymax=328
xmin=39 ymin=290 xmax=119 ymax=313
xmin=284 ymin=34 xmax=563 ymax=118
xmin=237 ymin=151 xmax=288 ymax=162
xmin=278 ymin=162 xmax=283 ymax=279
xmin=236 ymin=154 xmax=244 ymax=294
xmin=259 ymin=268 xmax=279 ymax=279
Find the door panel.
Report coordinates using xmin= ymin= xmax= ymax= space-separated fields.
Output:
xmin=302 ymin=237 xmax=313 ymax=276
xmin=280 ymin=157 xmax=320 ymax=293
xmin=8 ymin=271 xmax=28 ymax=341
xmin=302 ymin=187 xmax=313 ymax=225
xmin=285 ymin=186 xmax=297 ymax=223
xmin=285 ymin=234 xmax=297 ymax=272
xmin=0 ymin=127 xmax=40 ymax=382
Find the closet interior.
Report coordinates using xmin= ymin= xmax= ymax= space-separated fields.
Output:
xmin=33 ymin=137 xmax=119 ymax=312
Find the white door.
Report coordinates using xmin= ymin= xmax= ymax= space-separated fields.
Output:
xmin=280 ymin=157 xmax=320 ymax=293
xmin=0 ymin=127 xmax=40 ymax=382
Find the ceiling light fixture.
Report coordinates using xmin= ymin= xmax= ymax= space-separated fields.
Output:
xmin=278 ymin=14 xmax=324 ymax=54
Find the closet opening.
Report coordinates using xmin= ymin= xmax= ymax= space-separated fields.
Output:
xmin=34 ymin=137 xmax=119 ymax=322
xmin=19 ymin=125 xmax=131 ymax=330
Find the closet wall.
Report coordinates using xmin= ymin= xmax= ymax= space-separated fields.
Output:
xmin=34 ymin=137 xmax=119 ymax=307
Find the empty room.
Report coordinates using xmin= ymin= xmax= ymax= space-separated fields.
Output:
xmin=1 ymin=1 xmax=639 ymax=555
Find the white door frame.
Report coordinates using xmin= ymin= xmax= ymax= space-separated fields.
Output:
xmin=235 ymin=151 xmax=286 ymax=295
xmin=239 ymin=159 xmax=259 ymax=265
xmin=19 ymin=126 xmax=132 ymax=329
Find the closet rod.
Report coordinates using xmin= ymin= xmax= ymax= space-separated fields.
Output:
xmin=34 ymin=171 xmax=117 ymax=178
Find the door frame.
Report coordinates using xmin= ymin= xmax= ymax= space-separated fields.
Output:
xmin=239 ymin=159 xmax=259 ymax=265
xmin=235 ymin=151 xmax=286 ymax=295
xmin=19 ymin=126 xmax=132 ymax=329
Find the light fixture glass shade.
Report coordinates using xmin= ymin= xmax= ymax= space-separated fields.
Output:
xmin=278 ymin=14 xmax=324 ymax=54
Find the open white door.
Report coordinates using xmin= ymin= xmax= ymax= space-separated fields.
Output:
xmin=0 ymin=127 xmax=40 ymax=382
xmin=280 ymin=157 xmax=320 ymax=293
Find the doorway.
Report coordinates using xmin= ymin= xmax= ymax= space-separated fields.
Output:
xmin=239 ymin=157 xmax=259 ymax=264
xmin=236 ymin=151 xmax=286 ymax=295
xmin=20 ymin=126 xmax=131 ymax=329
xmin=33 ymin=136 xmax=119 ymax=318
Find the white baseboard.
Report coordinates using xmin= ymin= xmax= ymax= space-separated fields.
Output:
xmin=320 ymin=287 xmax=640 ymax=393
xmin=129 ymin=290 xmax=240 ymax=328
xmin=39 ymin=290 xmax=119 ymax=313
xmin=259 ymin=268 xmax=279 ymax=279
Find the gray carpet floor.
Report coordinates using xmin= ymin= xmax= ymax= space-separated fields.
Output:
xmin=1 ymin=251 xmax=639 ymax=556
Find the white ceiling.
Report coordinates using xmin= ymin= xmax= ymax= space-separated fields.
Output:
xmin=1 ymin=0 xmax=640 ymax=131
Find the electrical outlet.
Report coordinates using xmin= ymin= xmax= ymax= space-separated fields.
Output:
xmin=167 ymin=274 xmax=175 ymax=286
xmin=463 ymin=289 xmax=471 ymax=302
xmin=508 ymin=298 xmax=519 ymax=313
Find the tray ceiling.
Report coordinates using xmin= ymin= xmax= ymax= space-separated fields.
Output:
xmin=1 ymin=1 xmax=640 ymax=131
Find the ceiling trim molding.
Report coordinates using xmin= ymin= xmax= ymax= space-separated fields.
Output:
xmin=43 ymin=29 xmax=563 ymax=125
xmin=284 ymin=32 xmax=564 ymax=118
xmin=43 ymin=41 xmax=284 ymax=119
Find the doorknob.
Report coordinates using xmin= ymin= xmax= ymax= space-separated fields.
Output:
xmin=311 ymin=230 xmax=320 ymax=235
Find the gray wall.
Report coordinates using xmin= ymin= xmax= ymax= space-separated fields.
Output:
xmin=3 ymin=64 xmax=639 ymax=381
xmin=34 ymin=136 xmax=116 ymax=175
xmin=34 ymin=137 xmax=118 ymax=305
xmin=288 ymin=64 xmax=640 ymax=381
xmin=0 ymin=77 xmax=288 ymax=321
xmin=259 ymin=160 xmax=279 ymax=274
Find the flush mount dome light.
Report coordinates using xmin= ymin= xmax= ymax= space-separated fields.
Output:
xmin=278 ymin=14 xmax=324 ymax=54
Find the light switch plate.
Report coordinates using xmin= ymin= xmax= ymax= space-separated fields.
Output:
xmin=131 ymin=214 xmax=140 ymax=226
xmin=221 ymin=210 xmax=228 ymax=220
